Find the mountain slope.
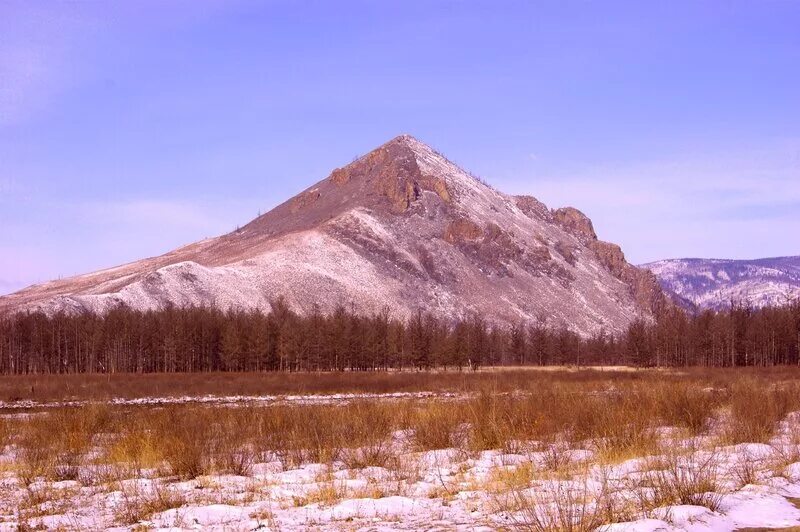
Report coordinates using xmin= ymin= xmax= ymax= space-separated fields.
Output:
xmin=0 ymin=135 xmax=667 ymax=336
xmin=642 ymin=256 xmax=800 ymax=311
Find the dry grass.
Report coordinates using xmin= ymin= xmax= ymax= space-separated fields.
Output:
xmin=10 ymin=365 xmax=799 ymax=403
xmin=2 ymin=367 xmax=800 ymax=530
xmin=769 ymin=442 xmax=800 ymax=478
xmin=106 ymin=425 xmax=163 ymax=477
xmin=5 ymin=370 xmax=800 ymax=483
xmin=633 ymin=449 xmax=724 ymax=513
xmin=571 ymin=392 xmax=662 ymax=462
xmin=0 ymin=416 xmax=9 ymax=452
xmin=721 ymin=380 xmax=799 ymax=444
xmin=733 ymin=448 xmax=763 ymax=487
xmin=411 ymin=402 xmax=463 ymax=451
xmin=499 ymin=477 xmax=619 ymax=532
xmin=330 ymin=401 xmax=397 ymax=470
xmin=297 ymin=480 xmax=348 ymax=507
xmin=0 ymin=369 xmax=632 ymax=402
xmin=654 ymin=382 xmax=720 ymax=435
xmin=16 ymin=482 xmax=81 ymax=523
xmin=115 ymin=482 xmax=187 ymax=525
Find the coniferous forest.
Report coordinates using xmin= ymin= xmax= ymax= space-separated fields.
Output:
xmin=0 ymin=298 xmax=799 ymax=374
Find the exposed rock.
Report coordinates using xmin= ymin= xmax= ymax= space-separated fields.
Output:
xmin=525 ymin=246 xmax=552 ymax=267
xmin=592 ymin=241 xmax=668 ymax=316
xmin=553 ymin=207 xmax=597 ymax=241
xmin=554 ymin=241 xmax=578 ymax=267
xmin=515 ymin=195 xmax=552 ymax=221
xmin=290 ymin=189 xmax=321 ymax=213
xmin=428 ymin=178 xmax=451 ymax=204
xmin=591 ymin=241 xmax=626 ymax=277
xmin=627 ymin=268 xmax=669 ymax=317
xmin=443 ymin=217 xmax=483 ymax=244
xmin=329 ymin=168 xmax=350 ymax=186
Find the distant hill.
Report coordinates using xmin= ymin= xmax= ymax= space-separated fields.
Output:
xmin=642 ymin=256 xmax=800 ymax=311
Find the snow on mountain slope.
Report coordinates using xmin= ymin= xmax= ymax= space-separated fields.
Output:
xmin=0 ymin=135 xmax=668 ymax=336
xmin=642 ymin=256 xmax=800 ymax=310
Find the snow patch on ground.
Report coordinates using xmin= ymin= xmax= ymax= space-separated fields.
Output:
xmin=0 ymin=391 xmax=463 ymax=411
xmin=5 ymin=408 xmax=800 ymax=530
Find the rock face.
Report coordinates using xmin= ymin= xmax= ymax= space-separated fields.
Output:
xmin=552 ymin=207 xmax=597 ymax=241
xmin=0 ymin=135 xmax=668 ymax=336
xmin=550 ymin=207 xmax=668 ymax=319
xmin=643 ymin=256 xmax=800 ymax=311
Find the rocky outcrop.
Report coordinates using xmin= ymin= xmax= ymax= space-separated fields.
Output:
xmin=328 ymin=138 xmax=451 ymax=213
xmin=553 ymin=207 xmax=597 ymax=241
xmin=329 ymin=168 xmax=350 ymax=186
xmin=514 ymin=195 xmax=551 ymax=221
xmin=290 ymin=188 xmax=321 ymax=213
xmin=443 ymin=217 xmax=483 ymax=244
xmin=551 ymin=206 xmax=667 ymax=316
xmin=591 ymin=241 xmax=626 ymax=277
xmin=591 ymin=240 xmax=667 ymax=316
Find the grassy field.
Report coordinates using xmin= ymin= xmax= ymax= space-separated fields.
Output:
xmin=3 ymin=365 xmax=800 ymax=403
xmin=3 ymin=368 xmax=800 ymax=529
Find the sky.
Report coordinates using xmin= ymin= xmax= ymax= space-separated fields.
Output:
xmin=1 ymin=0 xmax=798 ymax=295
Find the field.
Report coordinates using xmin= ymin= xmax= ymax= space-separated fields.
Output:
xmin=3 ymin=369 xmax=800 ymax=530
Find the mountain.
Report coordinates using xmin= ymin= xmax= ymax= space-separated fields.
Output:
xmin=642 ymin=256 xmax=800 ymax=311
xmin=0 ymin=135 xmax=667 ymax=336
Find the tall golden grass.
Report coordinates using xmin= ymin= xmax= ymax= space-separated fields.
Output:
xmin=6 ymin=369 xmax=800 ymax=528
xmin=4 ymin=370 xmax=799 ymax=486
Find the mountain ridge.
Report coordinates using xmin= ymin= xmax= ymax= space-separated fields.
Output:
xmin=642 ymin=255 xmax=800 ymax=311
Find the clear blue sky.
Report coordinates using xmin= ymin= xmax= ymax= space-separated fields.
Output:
xmin=1 ymin=0 xmax=798 ymax=295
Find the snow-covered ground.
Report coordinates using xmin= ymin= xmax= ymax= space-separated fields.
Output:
xmin=3 ymin=410 xmax=800 ymax=530
xmin=0 ymin=391 xmax=463 ymax=411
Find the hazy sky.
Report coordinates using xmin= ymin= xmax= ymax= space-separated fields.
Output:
xmin=1 ymin=1 xmax=799 ymax=295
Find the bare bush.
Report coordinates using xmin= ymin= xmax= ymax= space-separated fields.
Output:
xmin=633 ymin=450 xmax=724 ymax=513
xmin=500 ymin=478 xmax=616 ymax=532
xmin=115 ymin=482 xmax=186 ymax=525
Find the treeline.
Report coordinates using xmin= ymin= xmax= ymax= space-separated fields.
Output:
xmin=628 ymin=302 xmax=800 ymax=367
xmin=0 ymin=299 xmax=798 ymax=374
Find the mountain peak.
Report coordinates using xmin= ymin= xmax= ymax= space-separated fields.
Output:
xmin=384 ymin=133 xmax=420 ymax=146
xmin=380 ymin=133 xmax=435 ymax=154
xmin=319 ymin=133 xmax=483 ymax=215
xmin=372 ymin=134 xmax=459 ymax=177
